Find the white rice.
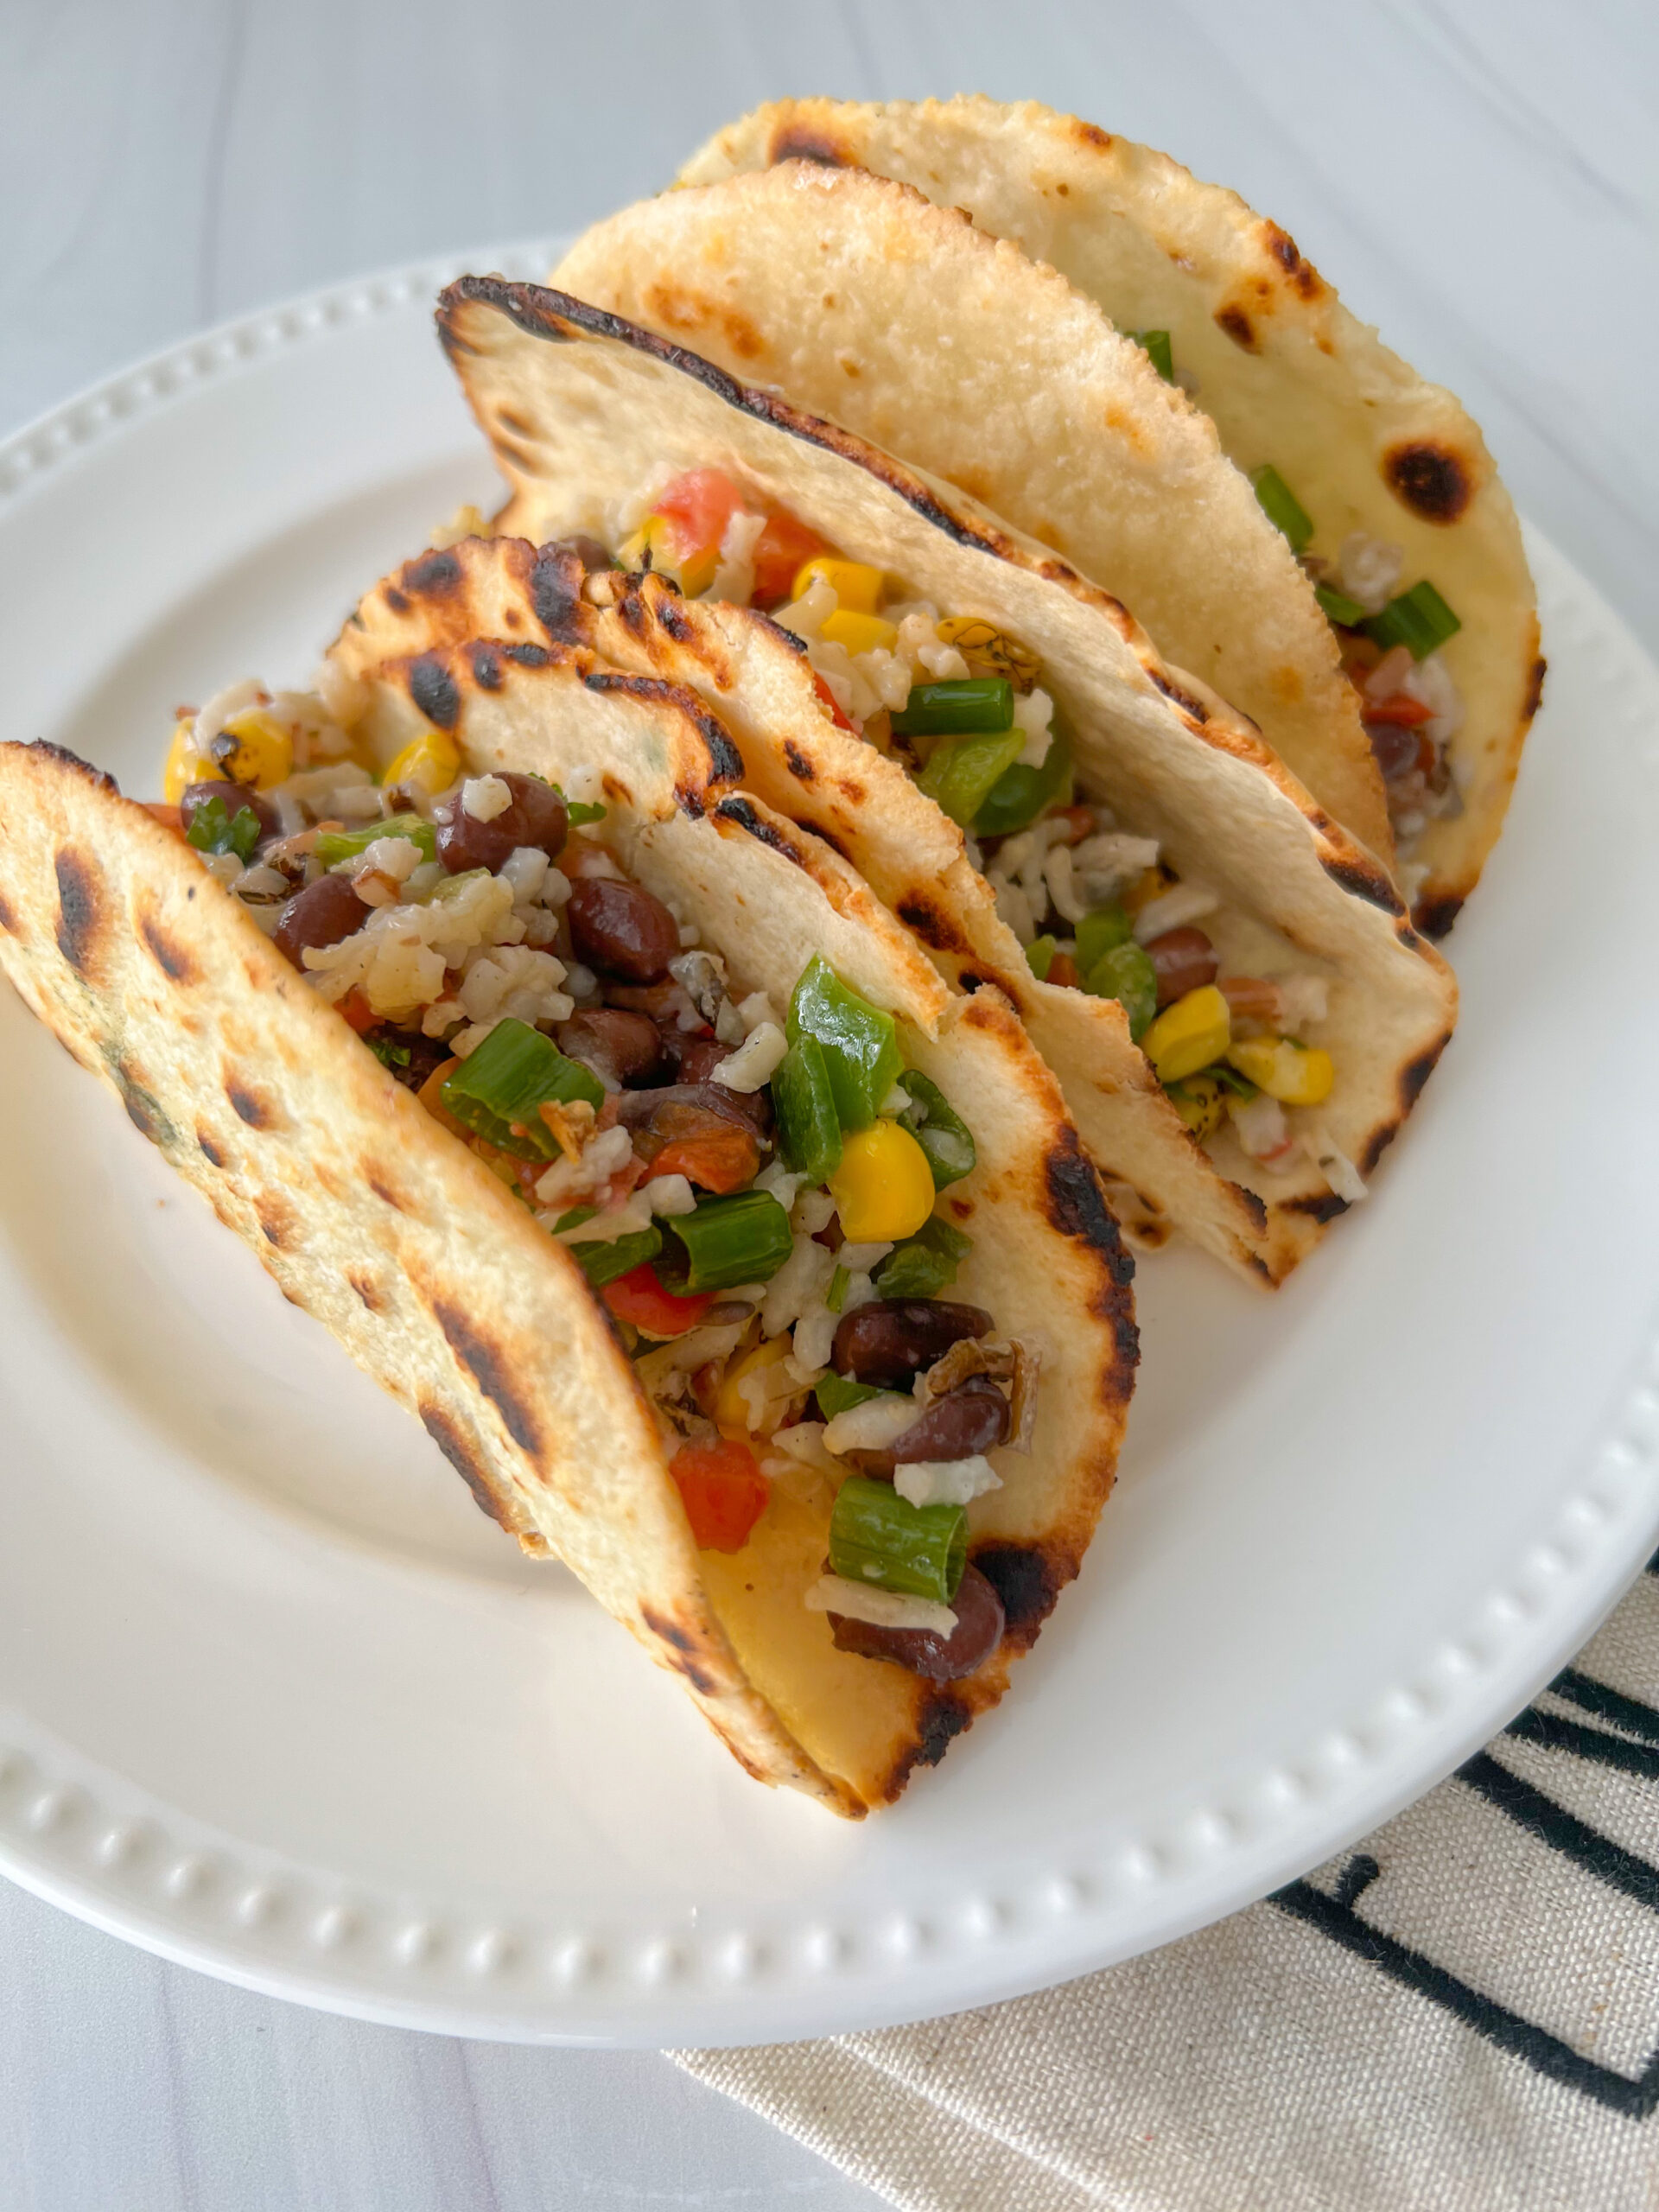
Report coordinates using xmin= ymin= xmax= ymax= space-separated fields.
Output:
xmin=893 ymin=1454 xmax=1002 ymax=1509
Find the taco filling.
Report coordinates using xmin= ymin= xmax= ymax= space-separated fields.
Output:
xmin=583 ymin=469 xmax=1358 ymax=1198
xmin=156 ymin=682 xmax=1040 ymax=1681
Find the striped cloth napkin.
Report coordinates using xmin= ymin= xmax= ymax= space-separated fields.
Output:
xmin=676 ymin=1554 xmax=1659 ymax=2211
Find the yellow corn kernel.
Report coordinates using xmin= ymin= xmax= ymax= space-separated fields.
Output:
xmin=1166 ymin=1074 xmax=1225 ymax=1141
xmin=215 ymin=708 xmax=294 ymax=791
xmin=1141 ymin=984 xmax=1232 ymax=1087
xmin=1120 ymin=866 xmax=1173 ymax=918
xmin=162 ymin=716 xmax=219 ymax=804
xmin=620 ymin=514 xmax=717 ymax=598
xmin=934 ymin=615 xmax=1041 ymax=690
xmin=1227 ymin=1033 xmax=1335 ymax=1106
xmin=382 ymin=728 xmax=461 ymax=800
xmin=819 ymin=609 xmax=899 ymax=657
xmin=715 ymin=1335 xmax=793 ymax=1436
xmin=793 ymin=556 xmax=884 ymax=613
xmin=829 ymin=1120 xmax=936 ymax=1244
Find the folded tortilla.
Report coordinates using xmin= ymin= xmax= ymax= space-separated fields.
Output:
xmin=553 ymin=156 xmax=1393 ymax=868
xmin=678 ymin=96 xmax=1542 ymax=938
xmin=0 ymin=693 xmax=1133 ymax=1814
xmin=428 ymin=283 xmax=1457 ymax=1281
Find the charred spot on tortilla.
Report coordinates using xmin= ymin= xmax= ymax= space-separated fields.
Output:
xmin=114 ymin=1062 xmax=174 ymax=1147
xmin=383 ymin=587 xmax=410 ymax=615
xmin=350 ymin=1272 xmax=385 ymax=1313
xmin=1415 ymin=892 xmax=1464 ymax=939
xmin=419 ymin=1401 xmax=513 ymax=1529
xmin=1399 ymin=1037 xmax=1447 ymax=1113
xmin=583 ymin=670 xmax=743 ymax=788
xmin=530 ymin=543 xmax=588 ymax=643
xmin=800 ymin=818 xmax=849 ymax=860
xmin=1214 ymin=303 xmax=1258 ymax=351
xmin=974 ymin=1542 xmax=1065 ymax=1648
xmin=54 ymin=848 xmax=105 ymax=978
xmin=1149 ymin=670 xmax=1209 ymax=724
xmin=1262 ymin=221 xmax=1325 ymax=300
xmin=504 ymin=642 xmax=550 ymax=667
xmin=226 ymin=1079 xmax=275 ymax=1130
xmin=641 ymin=276 xmax=766 ymax=362
xmin=433 ymin=1300 xmax=544 ymax=1458
xmin=897 ymin=893 xmax=969 ymax=950
xmin=1286 ymin=1188 xmax=1350 ymax=1225
xmin=408 ymin=652 xmax=461 ymax=730
xmin=139 ymin=911 xmax=196 ymax=982
xmin=1383 ymin=441 xmax=1473 ymax=524
xmin=196 ymin=1128 xmax=225 ymax=1168
xmin=0 ymin=892 xmax=16 ymax=934
xmin=470 ymin=642 xmax=504 ymax=691
xmin=759 ymin=612 xmax=809 ymax=658
xmin=639 ymin=1603 xmax=725 ymax=1697
xmin=1072 ymin=118 xmax=1114 ymax=151
xmin=656 ymin=596 xmax=694 ymax=644
xmin=1523 ymin=655 xmax=1548 ymax=721
xmin=783 ymin=740 xmax=817 ymax=783
xmin=882 ymin=1694 xmax=972 ymax=1796
xmin=257 ymin=1197 xmax=295 ymax=1249
xmin=367 ymin=1171 xmax=408 ymax=1212
xmin=713 ymin=794 xmax=801 ymax=862
xmin=1044 ymin=1133 xmax=1136 ymax=1287
xmin=1319 ymin=853 xmax=1403 ymax=915
xmin=403 ymin=550 xmax=463 ymax=599
xmin=768 ymin=124 xmax=852 ymax=168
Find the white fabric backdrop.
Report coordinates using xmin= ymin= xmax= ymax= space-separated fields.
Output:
xmin=2 ymin=3 xmax=1654 ymax=2203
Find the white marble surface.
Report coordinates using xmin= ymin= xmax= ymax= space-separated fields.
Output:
xmin=1 ymin=3 xmax=1654 ymax=2205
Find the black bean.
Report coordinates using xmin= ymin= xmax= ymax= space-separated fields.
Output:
xmin=273 ymin=871 xmax=367 ymax=968
xmin=435 ymin=771 xmax=568 ymax=874
xmin=556 ymin=1009 xmax=664 ymax=1087
xmin=829 ymin=1562 xmax=1005 ymax=1682
xmin=1143 ymin=926 xmax=1218 ymax=1010
xmin=831 ymin=1300 xmax=993 ymax=1390
xmin=658 ymin=1029 xmax=729 ymax=1084
xmin=1367 ymin=720 xmax=1425 ymax=785
xmin=844 ymin=1377 xmax=1010 ymax=1478
xmin=566 ymin=877 xmax=680 ymax=982
xmin=179 ymin=778 xmax=277 ymax=843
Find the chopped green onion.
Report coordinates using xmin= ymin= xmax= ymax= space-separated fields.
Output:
xmin=657 ymin=1190 xmax=794 ymax=1294
xmin=1198 ymin=1059 xmax=1259 ymax=1098
xmin=1363 ymin=579 xmax=1461 ymax=661
xmin=1026 ymin=935 xmax=1058 ymax=981
xmin=565 ymin=798 xmax=607 ymax=827
xmin=1084 ymin=941 xmax=1158 ymax=1039
xmin=874 ymin=1214 xmax=974 ymax=1300
xmin=895 ymin=1071 xmax=976 ymax=1191
xmin=916 ymin=728 xmax=1026 ymax=829
xmin=552 ymin=1204 xmax=600 ymax=1232
xmin=892 ymin=677 xmax=1015 ymax=738
xmin=439 ymin=1017 xmax=605 ymax=1160
xmin=829 ymin=1475 xmax=966 ymax=1605
xmin=973 ymin=728 xmax=1073 ymax=840
xmin=316 ymin=812 xmax=436 ymax=868
xmin=185 ymin=795 xmax=263 ymax=862
xmin=815 ymin=1372 xmax=887 ymax=1421
xmin=365 ymin=1035 xmax=411 ymax=1071
xmin=1251 ymin=465 xmax=1313 ymax=555
xmin=1130 ymin=328 xmax=1174 ymax=382
xmin=1313 ymin=582 xmax=1368 ymax=628
xmin=786 ymin=956 xmax=903 ymax=1133
xmin=572 ymin=1227 xmax=663 ymax=1287
xmin=826 ymin=1264 xmax=850 ymax=1314
xmin=1075 ymin=904 xmax=1133 ymax=975
xmin=772 ymin=1032 xmax=843 ymax=1183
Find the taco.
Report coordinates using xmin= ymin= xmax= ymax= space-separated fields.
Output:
xmin=430 ymin=281 xmax=1456 ymax=1281
xmin=677 ymin=96 xmax=1543 ymax=938
xmin=553 ymin=156 xmax=1394 ymax=868
xmin=0 ymin=658 xmax=1134 ymax=1815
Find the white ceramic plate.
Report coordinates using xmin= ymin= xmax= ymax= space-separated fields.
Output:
xmin=3 ymin=247 xmax=1658 ymax=2050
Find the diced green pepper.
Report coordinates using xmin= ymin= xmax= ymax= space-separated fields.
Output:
xmin=972 ymin=729 xmax=1074 ymax=838
xmin=1026 ymin=935 xmax=1058 ymax=981
xmin=916 ymin=728 xmax=1026 ymax=829
xmin=786 ymin=956 xmax=903 ymax=1133
xmin=896 ymin=1071 xmax=976 ymax=1191
xmin=829 ymin=1475 xmax=966 ymax=1604
xmin=1363 ymin=579 xmax=1461 ymax=660
xmin=874 ymin=1213 xmax=974 ymax=1300
xmin=892 ymin=677 xmax=1015 ymax=737
xmin=657 ymin=1190 xmax=794 ymax=1294
xmin=439 ymin=1017 xmax=605 ymax=1160
xmin=1084 ymin=940 xmax=1159 ymax=1039
xmin=826 ymin=1264 xmax=850 ymax=1314
xmin=1251 ymin=465 xmax=1313 ymax=555
xmin=316 ymin=812 xmax=437 ymax=868
xmin=1075 ymin=904 xmax=1133 ymax=975
xmin=772 ymin=1033 xmax=843 ymax=1183
xmin=571 ymin=1227 xmax=663 ymax=1287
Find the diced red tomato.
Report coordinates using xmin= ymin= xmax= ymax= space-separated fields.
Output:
xmin=669 ymin=1438 xmax=769 ymax=1552
xmin=337 ymin=990 xmax=378 ymax=1034
xmin=652 ymin=468 xmax=744 ymax=568
xmin=811 ymin=671 xmax=856 ymax=731
xmin=1360 ymin=694 xmax=1433 ymax=728
xmin=602 ymin=1262 xmax=716 ymax=1338
xmin=1046 ymin=951 xmax=1081 ymax=989
xmin=647 ymin=1120 xmax=758 ymax=1194
xmin=751 ymin=508 xmax=828 ymax=605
